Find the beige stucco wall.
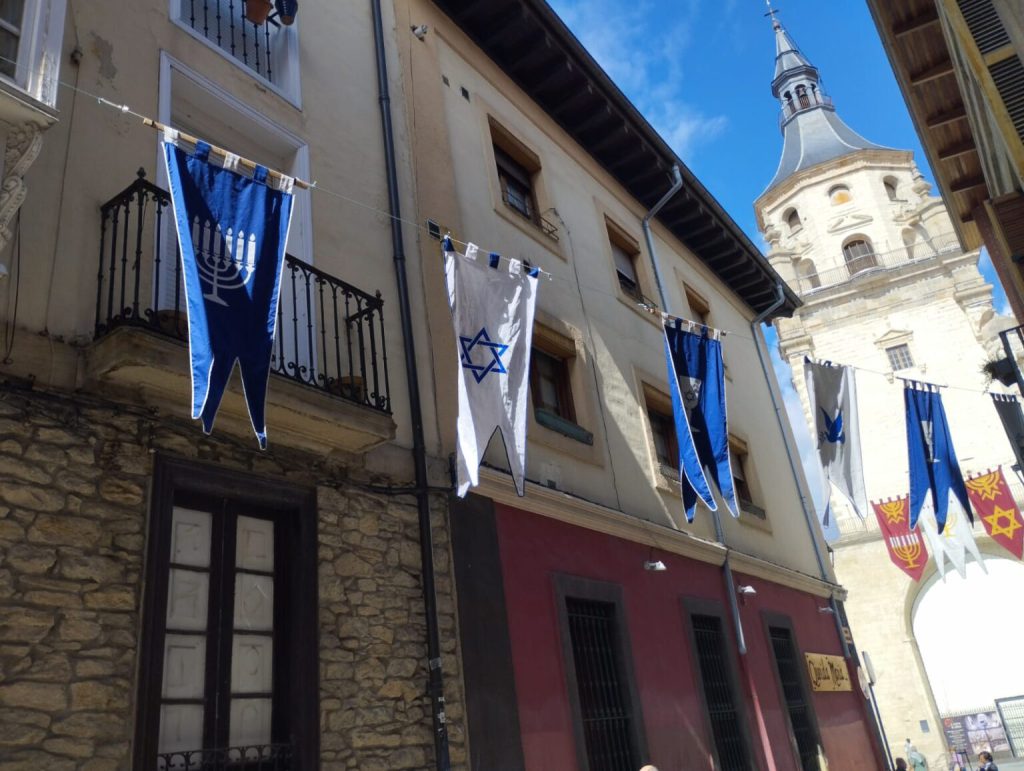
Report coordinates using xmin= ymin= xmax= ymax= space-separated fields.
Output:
xmin=396 ymin=0 xmax=833 ymax=582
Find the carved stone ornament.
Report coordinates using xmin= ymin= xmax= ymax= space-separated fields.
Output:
xmin=0 ymin=121 xmax=43 ymax=252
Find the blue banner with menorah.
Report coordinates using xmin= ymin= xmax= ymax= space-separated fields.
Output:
xmin=162 ymin=132 xmax=294 ymax=448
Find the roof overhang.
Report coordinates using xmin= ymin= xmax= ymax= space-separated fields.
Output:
xmin=864 ymin=0 xmax=986 ymax=251
xmin=429 ymin=0 xmax=800 ymax=319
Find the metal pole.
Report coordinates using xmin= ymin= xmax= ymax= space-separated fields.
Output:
xmin=999 ymin=327 xmax=1024 ymax=397
xmin=749 ymin=285 xmax=851 ymax=658
xmin=369 ymin=3 xmax=450 ymax=769
xmin=868 ymin=681 xmax=894 ymax=770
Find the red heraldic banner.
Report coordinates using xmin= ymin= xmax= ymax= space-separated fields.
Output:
xmin=872 ymin=497 xmax=928 ymax=581
xmin=965 ymin=468 xmax=1024 ymax=559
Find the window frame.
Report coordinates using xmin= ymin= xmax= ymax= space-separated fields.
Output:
xmin=886 ymin=343 xmax=915 ymax=371
xmin=554 ymin=574 xmax=648 ymax=771
xmin=828 ymin=184 xmax=852 ymax=206
xmin=761 ymin=612 xmax=824 ymax=771
xmin=530 ymin=346 xmax=576 ymax=424
xmin=728 ymin=436 xmax=761 ymax=515
xmin=682 ymin=597 xmax=755 ymax=771
xmin=784 ymin=208 xmax=802 ymax=234
xmin=607 ymin=220 xmax=645 ymax=302
xmin=684 ymin=285 xmax=712 ymax=328
xmin=643 ymin=383 xmax=678 ymax=471
xmin=842 ymin=237 xmax=877 ymax=274
xmin=134 ymin=456 xmax=319 ymax=771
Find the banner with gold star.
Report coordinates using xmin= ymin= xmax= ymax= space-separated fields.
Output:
xmin=965 ymin=468 xmax=1024 ymax=559
xmin=872 ymin=497 xmax=928 ymax=581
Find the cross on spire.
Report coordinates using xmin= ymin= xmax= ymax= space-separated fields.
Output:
xmin=764 ymin=0 xmax=781 ymax=30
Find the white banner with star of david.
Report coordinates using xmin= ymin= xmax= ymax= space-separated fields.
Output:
xmin=444 ymin=237 xmax=538 ymax=497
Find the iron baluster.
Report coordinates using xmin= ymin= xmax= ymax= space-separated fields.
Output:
xmin=202 ymin=0 xmax=209 ymax=37
xmin=106 ymin=205 xmax=119 ymax=324
xmin=263 ymin=21 xmax=273 ymax=81
xmin=354 ymin=296 xmax=369 ymax=406
xmin=289 ymin=261 xmax=299 ymax=378
xmin=331 ymin=285 xmax=342 ymax=394
xmin=252 ymin=14 xmax=261 ymax=74
xmin=376 ymin=291 xmax=390 ymax=412
xmin=343 ymin=290 xmax=355 ymax=400
xmin=118 ymin=198 xmax=130 ymax=322
xmin=214 ymin=0 xmax=222 ymax=47
xmin=367 ymin=299 xmax=381 ymax=407
xmin=131 ymin=187 xmax=146 ymax=320
xmin=95 ymin=208 xmax=108 ymax=336
xmin=303 ymin=267 xmax=314 ymax=383
xmin=316 ymin=276 xmax=327 ymax=388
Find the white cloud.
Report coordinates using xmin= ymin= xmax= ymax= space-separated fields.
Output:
xmin=548 ymin=0 xmax=730 ymax=159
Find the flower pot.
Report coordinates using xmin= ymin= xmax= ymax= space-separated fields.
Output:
xmin=275 ymin=0 xmax=298 ymax=25
xmin=245 ymin=0 xmax=273 ymax=25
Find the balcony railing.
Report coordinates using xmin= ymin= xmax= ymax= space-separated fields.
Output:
xmin=96 ymin=170 xmax=391 ymax=414
xmin=794 ymin=233 xmax=962 ymax=295
xmin=778 ymin=94 xmax=834 ymax=128
xmin=158 ymin=743 xmax=291 ymax=770
xmin=176 ymin=0 xmax=283 ymax=84
xmin=500 ymin=189 xmax=560 ymax=242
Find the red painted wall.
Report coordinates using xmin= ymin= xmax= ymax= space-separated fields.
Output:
xmin=494 ymin=503 xmax=883 ymax=771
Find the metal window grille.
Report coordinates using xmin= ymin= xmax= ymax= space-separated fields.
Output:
xmin=957 ymin=0 xmax=1010 ymax=54
xmin=996 ymin=695 xmax=1024 ymax=757
xmin=886 ymin=344 xmax=914 ymax=371
xmin=565 ymin=598 xmax=639 ymax=771
xmin=691 ymin=615 xmax=750 ymax=771
xmin=0 ymin=0 xmax=24 ymax=80
xmin=769 ymin=626 xmax=819 ymax=771
xmin=176 ymin=0 xmax=281 ymax=84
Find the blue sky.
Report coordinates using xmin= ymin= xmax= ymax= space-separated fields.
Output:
xmin=548 ymin=0 xmax=1010 ymax=522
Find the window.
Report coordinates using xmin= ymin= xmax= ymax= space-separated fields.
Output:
xmin=828 ymin=185 xmax=852 ymax=205
xmin=612 ymin=240 xmax=643 ymax=301
xmin=886 ymin=343 xmax=914 ymax=371
xmin=884 ymin=177 xmax=899 ymax=201
xmin=0 ymin=1 xmax=25 ymax=80
xmin=730 ymin=437 xmax=764 ymax=519
xmin=795 ymin=84 xmax=810 ymax=109
xmin=531 ymin=348 xmax=575 ymax=422
xmin=684 ymin=286 xmax=711 ymax=328
xmin=690 ymin=613 xmax=752 ymax=771
xmin=785 ymin=208 xmax=802 ymax=234
xmin=494 ymin=145 xmax=537 ymax=223
xmin=644 ymin=384 xmax=678 ymax=469
xmin=768 ymin=625 xmax=821 ymax=771
xmin=135 ymin=460 xmax=317 ymax=771
xmin=555 ymin=576 xmax=647 ymax=769
xmin=842 ymin=238 xmax=877 ymax=275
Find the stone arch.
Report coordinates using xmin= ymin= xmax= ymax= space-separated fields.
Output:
xmin=842 ymin=235 xmax=877 ymax=275
xmin=884 ymin=175 xmax=900 ymax=201
xmin=829 ymin=184 xmax=852 ymax=206
xmin=795 ymin=257 xmax=820 ymax=290
xmin=784 ymin=207 xmax=802 ymax=234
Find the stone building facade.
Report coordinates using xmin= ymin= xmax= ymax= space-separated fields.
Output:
xmin=755 ymin=15 xmax=1019 ymax=766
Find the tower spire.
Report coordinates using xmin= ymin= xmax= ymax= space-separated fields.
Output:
xmin=763 ymin=12 xmax=887 ymax=191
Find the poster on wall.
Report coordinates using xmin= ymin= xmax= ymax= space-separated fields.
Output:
xmin=942 ymin=712 xmax=1011 ymax=755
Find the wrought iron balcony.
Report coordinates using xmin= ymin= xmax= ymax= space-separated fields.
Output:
xmin=794 ymin=233 xmax=962 ymax=295
xmin=176 ymin=0 xmax=283 ymax=84
xmin=95 ymin=170 xmax=391 ymax=415
xmin=157 ymin=742 xmax=292 ymax=770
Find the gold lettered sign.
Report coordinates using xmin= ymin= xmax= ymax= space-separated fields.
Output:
xmin=805 ymin=653 xmax=852 ymax=692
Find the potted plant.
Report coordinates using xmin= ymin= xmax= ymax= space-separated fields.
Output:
xmin=981 ymin=355 xmax=1018 ymax=387
xmin=245 ymin=0 xmax=273 ymax=25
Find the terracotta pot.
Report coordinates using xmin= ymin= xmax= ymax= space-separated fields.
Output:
xmin=245 ymin=0 xmax=273 ymax=25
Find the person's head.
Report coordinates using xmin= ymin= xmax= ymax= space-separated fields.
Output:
xmin=639 ymin=766 xmax=659 ymax=771
xmin=895 ymin=758 xmax=908 ymax=770
xmin=979 ymin=751 xmax=993 ymax=763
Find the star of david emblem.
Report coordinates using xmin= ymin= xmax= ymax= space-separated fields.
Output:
xmin=984 ymin=506 xmax=1022 ymax=540
xmin=459 ymin=327 xmax=509 ymax=384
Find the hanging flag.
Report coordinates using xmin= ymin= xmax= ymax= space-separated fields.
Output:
xmin=872 ymin=497 xmax=928 ymax=582
xmin=663 ymin=320 xmax=736 ymax=521
xmin=804 ymin=359 xmax=869 ymax=525
xmin=991 ymin=393 xmax=1024 ymax=474
xmin=444 ymin=238 xmax=538 ymax=497
xmin=904 ymin=383 xmax=972 ymax=532
xmin=965 ymin=468 xmax=1024 ymax=559
xmin=162 ymin=131 xmax=294 ymax=448
xmin=917 ymin=495 xmax=985 ymax=579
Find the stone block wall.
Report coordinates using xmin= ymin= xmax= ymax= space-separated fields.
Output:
xmin=0 ymin=389 xmax=466 ymax=770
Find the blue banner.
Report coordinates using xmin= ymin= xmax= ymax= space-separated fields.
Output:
xmin=905 ymin=384 xmax=971 ymax=532
xmin=663 ymin=320 xmax=738 ymax=521
xmin=163 ymin=138 xmax=294 ymax=448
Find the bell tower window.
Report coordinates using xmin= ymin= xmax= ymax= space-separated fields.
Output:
xmin=784 ymin=208 xmax=802 ymax=234
xmin=843 ymin=238 xmax=877 ymax=276
xmin=828 ymin=185 xmax=852 ymax=206
xmin=795 ymin=84 xmax=809 ymax=109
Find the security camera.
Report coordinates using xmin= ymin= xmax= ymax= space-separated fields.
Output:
xmin=411 ymin=24 xmax=428 ymax=40
xmin=818 ymin=605 xmax=836 ymax=615
xmin=643 ymin=560 xmax=667 ymax=572
xmin=737 ymin=585 xmax=756 ymax=596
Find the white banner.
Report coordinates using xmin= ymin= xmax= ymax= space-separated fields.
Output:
xmin=444 ymin=239 xmax=538 ymax=497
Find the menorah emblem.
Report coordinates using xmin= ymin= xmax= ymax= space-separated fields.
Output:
xmin=191 ymin=216 xmax=257 ymax=307
xmin=889 ymin=533 xmax=923 ymax=569
xmin=879 ymin=499 xmax=906 ymax=525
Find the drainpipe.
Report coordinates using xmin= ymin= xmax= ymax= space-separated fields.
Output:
xmin=370 ymin=3 xmax=450 ymax=770
xmin=749 ymin=282 xmax=850 ymax=658
xmin=641 ymin=166 xmax=748 ymax=654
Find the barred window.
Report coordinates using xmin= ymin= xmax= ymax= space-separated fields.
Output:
xmin=769 ymin=625 xmax=821 ymax=771
xmin=886 ymin=344 xmax=914 ymax=371
xmin=691 ymin=614 xmax=751 ymax=771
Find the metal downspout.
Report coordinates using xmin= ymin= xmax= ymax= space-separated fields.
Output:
xmin=369 ymin=3 xmax=450 ymax=769
xmin=641 ymin=166 xmax=748 ymax=654
xmin=749 ymin=282 xmax=850 ymax=658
